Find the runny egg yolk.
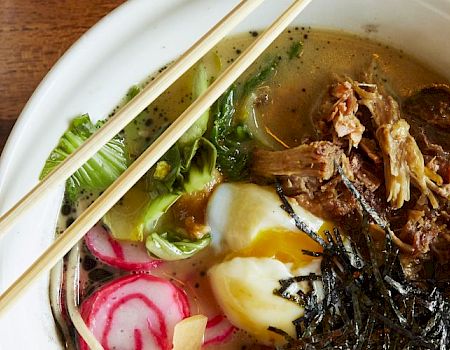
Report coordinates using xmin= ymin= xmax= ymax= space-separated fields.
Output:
xmin=230 ymin=221 xmax=335 ymax=268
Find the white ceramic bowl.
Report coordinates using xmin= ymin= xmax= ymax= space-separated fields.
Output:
xmin=1 ymin=0 xmax=449 ymax=348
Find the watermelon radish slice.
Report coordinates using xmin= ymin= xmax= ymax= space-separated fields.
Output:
xmin=85 ymin=225 xmax=161 ymax=270
xmin=79 ymin=274 xmax=190 ymax=350
xmin=203 ymin=315 xmax=236 ymax=346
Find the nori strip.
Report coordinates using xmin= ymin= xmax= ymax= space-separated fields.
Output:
xmin=275 ymin=180 xmax=328 ymax=248
xmin=271 ymin=183 xmax=450 ymax=350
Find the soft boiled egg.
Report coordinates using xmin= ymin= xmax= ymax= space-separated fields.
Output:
xmin=206 ymin=183 xmax=324 ymax=255
xmin=206 ymin=183 xmax=333 ymax=345
xmin=208 ymin=257 xmax=308 ymax=345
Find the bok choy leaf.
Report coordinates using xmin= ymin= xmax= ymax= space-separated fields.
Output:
xmin=183 ymin=138 xmax=217 ymax=193
xmin=103 ymin=62 xmax=216 ymax=249
xmin=178 ymin=62 xmax=210 ymax=146
xmin=146 ymin=232 xmax=211 ymax=261
xmin=210 ymin=87 xmax=251 ymax=180
xmin=40 ymin=114 xmax=129 ymax=201
xmin=209 ymin=58 xmax=279 ymax=180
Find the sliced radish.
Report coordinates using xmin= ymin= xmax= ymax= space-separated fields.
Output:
xmin=79 ymin=274 xmax=190 ymax=350
xmin=85 ymin=225 xmax=161 ymax=270
xmin=203 ymin=315 xmax=236 ymax=346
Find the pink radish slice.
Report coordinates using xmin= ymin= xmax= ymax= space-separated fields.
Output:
xmin=203 ymin=315 xmax=236 ymax=346
xmin=85 ymin=225 xmax=161 ymax=270
xmin=79 ymin=274 xmax=190 ymax=350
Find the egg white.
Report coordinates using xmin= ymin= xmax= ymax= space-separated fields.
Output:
xmin=206 ymin=183 xmax=327 ymax=345
xmin=206 ymin=183 xmax=324 ymax=252
xmin=209 ymin=257 xmax=302 ymax=344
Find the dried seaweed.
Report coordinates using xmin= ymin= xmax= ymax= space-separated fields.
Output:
xmin=272 ymin=182 xmax=450 ymax=350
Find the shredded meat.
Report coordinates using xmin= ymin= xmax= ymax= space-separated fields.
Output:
xmin=403 ymin=85 xmax=450 ymax=130
xmin=251 ymin=72 xmax=450 ymax=272
xmin=295 ymin=177 xmax=358 ymax=221
xmin=340 ymin=154 xmax=354 ymax=181
xmin=403 ymin=85 xmax=450 ymax=185
xmin=331 ymin=82 xmax=365 ymax=148
xmin=426 ymin=155 xmax=450 ymax=183
xmin=398 ymin=202 xmax=450 ymax=282
xmin=317 ymin=81 xmax=365 ymax=149
xmin=278 ymin=175 xmax=320 ymax=197
xmin=399 ymin=209 xmax=437 ymax=255
xmin=349 ymin=153 xmax=382 ymax=192
xmin=352 ymin=82 xmax=441 ymax=208
xmin=252 ymin=141 xmax=342 ymax=179
xmin=359 ymin=137 xmax=382 ymax=164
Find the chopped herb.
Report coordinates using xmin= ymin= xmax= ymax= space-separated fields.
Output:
xmin=288 ymin=41 xmax=304 ymax=59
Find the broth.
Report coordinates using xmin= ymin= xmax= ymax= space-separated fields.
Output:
xmin=51 ymin=27 xmax=448 ymax=349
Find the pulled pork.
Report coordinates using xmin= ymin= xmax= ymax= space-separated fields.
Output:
xmin=352 ymin=82 xmax=443 ymax=209
xmin=251 ymin=75 xmax=450 ymax=278
xmin=329 ymin=82 xmax=365 ymax=148
xmin=359 ymin=137 xmax=382 ymax=164
xmin=316 ymin=81 xmax=365 ymax=149
xmin=403 ymin=85 xmax=450 ymax=184
xmin=252 ymin=141 xmax=341 ymax=180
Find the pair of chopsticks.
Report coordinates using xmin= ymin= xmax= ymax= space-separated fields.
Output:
xmin=0 ymin=0 xmax=312 ymax=314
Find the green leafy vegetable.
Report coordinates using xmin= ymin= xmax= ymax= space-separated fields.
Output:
xmin=240 ymin=57 xmax=279 ymax=97
xmin=238 ymin=89 xmax=280 ymax=149
xmin=178 ymin=63 xmax=210 ymax=146
xmin=287 ymin=41 xmax=304 ymax=59
xmin=183 ymin=138 xmax=217 ymax=193
xmin=210 ymin=87 xmax=250 ymax=180
xmin=40 ymin=114 xmax=129 ymax=201
xmin=142 ymin=192 xmax=181 ymax=233
xmin=146 ymin=232 xmax=211 ymax=261
xmin=209 ymin=58 xmax=278 ymax=180
xmin=104 ymin=62 xmax=216 ymax=250
xmin=123 ymin=85 xmax=155 ymax=160
xmin=102 ymin=181 xmax=149 ymax=241
xmin=152 ymin=145 xmax=182 ymax=192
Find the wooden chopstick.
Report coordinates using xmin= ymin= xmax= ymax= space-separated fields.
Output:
xmin=0 ymin=0 xmax=312 ymax=314
xmin=0 ymin=0 xmax=265 ymax=238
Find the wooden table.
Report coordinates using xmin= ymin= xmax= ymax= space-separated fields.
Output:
xmin=0 ymin=0 xmax=125 ymax=153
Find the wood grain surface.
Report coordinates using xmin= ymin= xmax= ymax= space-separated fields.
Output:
xmin=0 ymin=0 xmax=125 ymax=153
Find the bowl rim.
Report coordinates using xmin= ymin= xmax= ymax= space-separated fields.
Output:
xmin=1 ymin=0 xmax=450 ymax=348
xmin=0 ymin=2 xmax=130 ymax=193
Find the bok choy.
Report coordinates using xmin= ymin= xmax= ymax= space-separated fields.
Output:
xmin=210 ymin=57 xmax=279 ymax=180
xmin=103 ymin=62 xmax=217 ymax=259
xmin=146 ymin=232 xmax=211 ymax=261
xmin=40 ymin=114 xmax=129 ymax=201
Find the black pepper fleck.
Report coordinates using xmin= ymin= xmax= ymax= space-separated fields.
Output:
xmin=82 ymin=255 xmax=97 ymax=271
xmin=61 ymin=204 xmax=72 ymax=216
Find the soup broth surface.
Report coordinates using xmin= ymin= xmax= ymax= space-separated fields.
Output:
xmin=54 ymin=27 xmax=447 ymax=349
